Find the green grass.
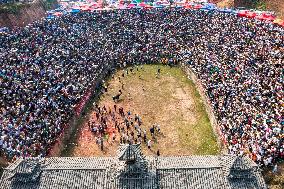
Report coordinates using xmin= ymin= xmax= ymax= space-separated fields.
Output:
xmin=162 ymin=65 xmax=219 ymax=155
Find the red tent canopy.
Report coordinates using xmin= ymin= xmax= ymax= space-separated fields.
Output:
xmin=237 ymin=11 xmax=258 ymax=19
xmin=246 ymin=11 xmax=257 ymax=18
xmin=256 ymin=14 xmax=266 ymax=20
xmin=237 ymin=10 xmax=248 ymax=17
xmin=256 ymin=13 xmax=276 ymax=21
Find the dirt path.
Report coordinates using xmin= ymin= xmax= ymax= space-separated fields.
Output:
xmin=72 ymin=65 xmax=219 ymax=157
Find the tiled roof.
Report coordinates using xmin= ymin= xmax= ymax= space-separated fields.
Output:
xmin=156 ymin=155 xmax=222 ymax=169
xmin=43 ymin=157 xmax=114 ymax=170
xmin=0 ymin=145 xmax=267 ymax=189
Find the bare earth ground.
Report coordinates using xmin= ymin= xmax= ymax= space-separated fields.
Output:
xmin=264 ymin=0 xmax=284 ymax=18
xmin=262 ymin=163 xmax=284 ymax=189
xmin=217 ymin=0 xmax=234 ymax=8
xmin=72 ymin=64 xmax=219 ymax=157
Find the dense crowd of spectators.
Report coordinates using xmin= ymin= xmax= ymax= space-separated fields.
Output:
xmin=0 ymin=9 xmax=283 ymax=166
xmin=180 ymin=11 xmax=284 ymax=166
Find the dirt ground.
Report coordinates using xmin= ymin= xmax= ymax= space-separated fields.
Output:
xmin=217 ymin=0 xmax=284 ymax=19
xmin=263 ymin=163 xmax=284 ymax=189
xmin=72 ymin=64 xmax=219 ymax=157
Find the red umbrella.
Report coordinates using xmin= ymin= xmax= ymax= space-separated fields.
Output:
xmin=184 ymin=4 xmax=193 ymax=9
xmin=128 ymin=3 xmax=135 ymax=8
xmin=139 ymin=2 xmax=146 ymax=7
xmin=193 ymin=4 xmax=202 ymax=9
xmin=53 ymin=12 xmax=63 ymax=16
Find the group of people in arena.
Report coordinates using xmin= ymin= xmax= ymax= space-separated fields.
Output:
xmin=0 ymin=8 xmax=283 ymax=167
xmin=89 ymin=103 xmax=160 ymax=152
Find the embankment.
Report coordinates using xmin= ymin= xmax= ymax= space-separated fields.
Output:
xmin=0 ymin=0 xmax=57 ymax=28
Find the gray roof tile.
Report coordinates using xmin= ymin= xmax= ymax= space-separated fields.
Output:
xmin=0 ymin=144 xmax=267 ymax=189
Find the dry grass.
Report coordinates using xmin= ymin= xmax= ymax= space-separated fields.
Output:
xmin=263 ymin=0 xmax=284 ymax=18
xmin=72 ymin=64 xmax=219 ymax=157
xmin=217 ymin=0 xmax=234 ymax=8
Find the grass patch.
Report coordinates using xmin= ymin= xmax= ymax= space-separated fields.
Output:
xmin=168 ymin=66 xmax=219 ymax=155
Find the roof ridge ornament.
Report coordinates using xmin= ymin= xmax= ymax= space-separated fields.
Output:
xmin=117 ymin=144 xmax=143 ymax=163
xmin=228 ymin=155 xmax=255 ymax=180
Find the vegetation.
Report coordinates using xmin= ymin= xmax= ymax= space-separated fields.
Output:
xmin=243 ymin=0 xmax=266 ymax=10
xmin=0 ymin=0 xmax=57 ymax=14
xmin=0 ymin=2 xmax=28 ymax=14
xmin=43 ymin=0 xmax=57 ymax=11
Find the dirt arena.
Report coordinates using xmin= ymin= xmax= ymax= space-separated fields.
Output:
xmin=72 ymin=64 xmax=219 ymax=157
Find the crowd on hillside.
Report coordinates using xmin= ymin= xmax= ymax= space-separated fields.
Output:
xmin=0 ymin=9 xmax=283 ymax=165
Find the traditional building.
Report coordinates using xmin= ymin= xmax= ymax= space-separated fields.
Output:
xmin=0 ymin=144 xmax=267 ymax=189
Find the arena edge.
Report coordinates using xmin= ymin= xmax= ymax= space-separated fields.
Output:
xmin=180 ymin=62 xmax=226 ymax=153
xmin=53 ymin=62 xmax=224 ymax=157
xmin=49 ymin=65 xmax=115 ymax=157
